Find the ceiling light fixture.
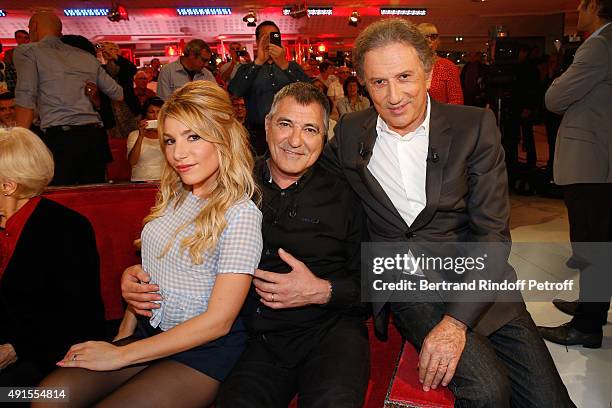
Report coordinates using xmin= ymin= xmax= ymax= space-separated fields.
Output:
xmin=283 ymin=6 xmax=332 ymax=17
xmin=348 ymin=10 xmax=360 ymax=27
xmin=63 ymin=8 xmax=110 ymax=17
xmin=379 ymin=7 xmax=427 ymax=16
xmin=177 ymin=7 xmax=232 ymax=16
xmin=107 ymin=2 xmax=129 ymax=22
xmin=243 ymin=11 xmax=257 ymax=27
xmin=285 ymin=3 xmax=309 ymax=19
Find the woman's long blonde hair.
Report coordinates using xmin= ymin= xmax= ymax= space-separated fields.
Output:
xmin=143 ymin=81 xmax=258 ymax=264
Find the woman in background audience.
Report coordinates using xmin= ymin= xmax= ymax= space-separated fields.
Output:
xmin=127 ymin=97 xmax=164 ymax=182
xmin=417 ymin=23 xmax=464 ymax=105
xmin=0 ymin=127 xmax=105 ymax=387
xmin=335 ymin=76 xmax=370 ymax=116
xmin=37 ymin=81 xmax=262 ymax=408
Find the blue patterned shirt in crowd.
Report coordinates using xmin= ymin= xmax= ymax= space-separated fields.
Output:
xmin=228 ymin=61 xmax=311 ymax=127
xmin=13 ymin=36 xmax=123 ymax=130
xmin=156 ymin=59 xmax=217 ymax=100
xmin=141 ymin=193 xmax=263 ymax=331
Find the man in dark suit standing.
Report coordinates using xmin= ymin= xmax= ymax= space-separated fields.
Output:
xmin=538 ymin=0 xmax=612 ymax=347
xmin=323 ymin=18 xmax=575 ymax=407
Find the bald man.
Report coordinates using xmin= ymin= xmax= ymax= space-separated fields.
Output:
xmin=14 ymin=12 xmax=123 ymax=185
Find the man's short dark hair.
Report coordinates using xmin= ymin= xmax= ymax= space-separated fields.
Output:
xmin=597 ymin=0 xmax=612 ymax=19
xmin=319 ymin=61 xmax=332 ymax=73
xmin=14 ymin=30 xmax=28 ymax=38
xmin=142 ymin=96 xmax=164 ymax=116
xmin=255 ymin=21 xmax=280 ymax=41
xmin=267 ymin=82 xmax=330 ymax=136
xmin=151 ymin=58 xmax=160 ymax=63
xmin=582 ymin=0 xmax=612 ymax=19
xmin=0 ymin=92 xmax=15 ymax=101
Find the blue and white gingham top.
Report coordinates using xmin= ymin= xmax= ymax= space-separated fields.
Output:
xmin=141 ymin=193 xmax=263 ymax=331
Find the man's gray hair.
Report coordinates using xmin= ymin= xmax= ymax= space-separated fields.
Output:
xmin=267 ymin=82 xmax=330 ymax=136
xmin=184 ymin=39 xmax=211 ymax=57
xmin=353 ymin=18 xmax=434 ymax=81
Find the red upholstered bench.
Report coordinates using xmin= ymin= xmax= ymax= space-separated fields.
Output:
xmin=384 ymin=342 xmax=455 ymax=408
xmin=44 ymin=183 xmax=158 ymax=320
xmin=106 ymin=137 xmax=131 ymax=183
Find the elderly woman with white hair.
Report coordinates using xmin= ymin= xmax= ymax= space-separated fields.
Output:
xmin=0 ymin=127 xmax=105 ymax=386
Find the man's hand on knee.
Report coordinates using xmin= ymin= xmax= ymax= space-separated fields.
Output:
xmin=418 ymin=315 xmax=467 ymax=392
xmin=121 ymin=264 xmax=161 ymax=317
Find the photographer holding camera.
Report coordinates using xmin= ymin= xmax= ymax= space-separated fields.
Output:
xmin=228 ymin=21 xmax=310 ymax=155
xmin=220 ymin=42 xmax=251 ymax=83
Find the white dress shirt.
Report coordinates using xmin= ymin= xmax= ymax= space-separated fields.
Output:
xmin=368 ymin=96 xmax=431 ymax=227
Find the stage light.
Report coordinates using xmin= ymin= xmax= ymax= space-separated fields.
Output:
xmin=63 ymin=8 xmax=110 ymax=17
xmin=284 ymin=4 xmax=308 ymax=19
xmin=282 ymin=7 xmax=332 ymax=17
xmin=177 ymin=8 xmax=232 ymax=16
xmin=348 ymin=11 xmax=360 ymax=27
xmin=165 ymin=45 xmax=178 ymax=56
xmin=0 ymin=10 xmax=7 ymax=17
xmin=108 ymin=4 xmax=129 ymax=22
xmin=243 ymin=11 xmax=257 ymax=27
xmin=318 ymin=43 xmax=326 ymax=53
xmin=379 ymin=8 xmax=427 ymax=16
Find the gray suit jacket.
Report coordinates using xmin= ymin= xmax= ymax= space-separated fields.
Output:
xmin=546 ymin=23 xmax=612 ymax=185
xmin=322 ymin=102 xmax=525 ymax=337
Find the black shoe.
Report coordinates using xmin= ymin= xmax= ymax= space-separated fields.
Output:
xmin=537 ymin=323 xmax=602 ymax=349
xmin=565 ymin=256 xmax=586 ymax=270
xmin=552 ymin=299 xmax=608 ymax=325
xmin=553 ymin=299 xmax=578 ymax=315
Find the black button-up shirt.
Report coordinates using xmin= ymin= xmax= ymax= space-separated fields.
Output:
xmin=245 ymin=157 xmax=366 ymax=365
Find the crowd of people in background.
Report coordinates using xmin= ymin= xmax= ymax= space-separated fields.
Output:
xmin=0 ymin=12 xmax=576 ymax=188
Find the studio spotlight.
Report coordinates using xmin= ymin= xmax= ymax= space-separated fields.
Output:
xmin=108 ymin=3 xmax=128 ymax=22
xmin=348 ymin=11 xmax=360 ymax=27
xmin=243 ymin=11 xmax=257 ymax=27
xmin=287 ymin=4 xmax=308 ymax=19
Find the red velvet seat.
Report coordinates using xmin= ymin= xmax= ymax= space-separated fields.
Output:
xmin=106 ymin=137 xmax=131 ymax=183
xmin=384 ymin=342 xmax=455 ymax=408
xmin=44 ymin=183 xmax=158 ymax=320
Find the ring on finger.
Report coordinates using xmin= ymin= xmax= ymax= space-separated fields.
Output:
xmin=72 ymin=354 xmax=78 ymax=361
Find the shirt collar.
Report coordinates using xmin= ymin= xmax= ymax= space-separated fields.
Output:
xmin=259 ymin=154 xmax=318 ymax=192
xmin=591 ymin=21 xmax=611 ymax=38
xmin=41 ymin=35 xmax=61 ymax=44
xmin=376 ymin=95 xmax=431 ymax=141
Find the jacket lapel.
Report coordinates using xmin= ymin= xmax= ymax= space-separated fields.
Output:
xmin=410 ymin=101 xmax=452 ymax=231
xmin=355 ymin=110 xmax=407 ymax=228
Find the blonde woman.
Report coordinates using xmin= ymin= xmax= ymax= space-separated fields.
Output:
xmin=37 ymin=81 xmax=263 ymax=408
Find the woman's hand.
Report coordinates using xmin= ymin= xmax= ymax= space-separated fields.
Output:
xmin=57 ymin=341 xmax=127 ymax=371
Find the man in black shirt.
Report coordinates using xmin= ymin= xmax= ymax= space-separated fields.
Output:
xmin=121 ymin=83 xmax=370 ymax=407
